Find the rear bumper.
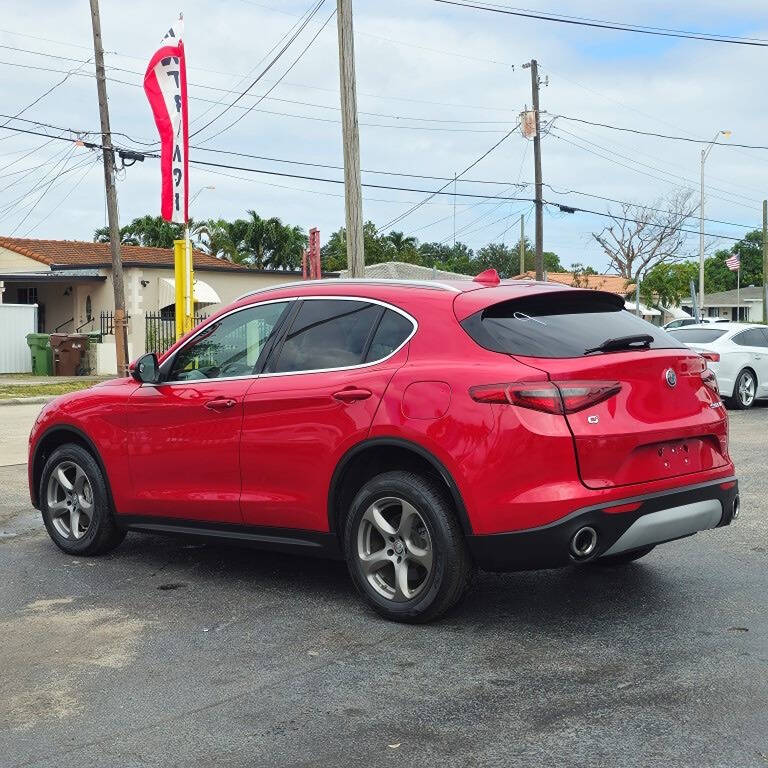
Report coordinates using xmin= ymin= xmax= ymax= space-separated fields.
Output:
xmin=467 ymin=477 xmax=739 ymax=572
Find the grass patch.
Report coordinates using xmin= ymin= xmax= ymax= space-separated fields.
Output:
xmin=0 ymin=381 xmax=95 ymax=399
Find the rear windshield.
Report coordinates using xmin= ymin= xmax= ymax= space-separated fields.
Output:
xmin=461 ymin=291 xmax=682 ymax=358
xmin=668 ymin=328 xmax=727 ymax=343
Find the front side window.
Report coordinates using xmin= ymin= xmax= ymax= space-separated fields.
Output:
xmin=272 ymin=299 xmax=382 ymax=373
xmin=168 ymin=301 xmax=289 ymax=381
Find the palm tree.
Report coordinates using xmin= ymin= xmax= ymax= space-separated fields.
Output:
xmin=198 ymin=218 xmax=250 ymax=265
xmin=245 ymin=211 xmax=284 ymax=269
xmin=386 ymin=230 xmax=417 ymax=255
xmin=267 ymin=224 xmax=307 ymax=271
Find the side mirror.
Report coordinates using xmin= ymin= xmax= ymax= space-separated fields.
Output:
xmin=131 ymin=352 xmax=160 ymax=384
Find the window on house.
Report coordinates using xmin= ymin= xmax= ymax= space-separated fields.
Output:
xmin=16 ymin=287 xmax=37 ymax=304
xmin=85 ymin=295 xmax=92 ymax=321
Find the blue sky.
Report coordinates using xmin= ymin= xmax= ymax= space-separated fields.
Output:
xmin=1 ymin=0 xmax=767 ymax=271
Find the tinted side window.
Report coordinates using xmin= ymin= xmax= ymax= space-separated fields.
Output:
xmin=168 ymin=302 xmax=288 ymax=381
xmin=733 ymin=328 xmax=768 ymax=348
xmin=273 ymin=300 xmax=380 ymax=373
xmin=365 ymin=309 xmax=413 ymax=362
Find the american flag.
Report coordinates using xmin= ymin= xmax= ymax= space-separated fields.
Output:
xmin=726 ymin=254 xmax=741 ymax=272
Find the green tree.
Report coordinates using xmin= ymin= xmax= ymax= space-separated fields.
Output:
xmin=418 ymin=242 xmax=474 ymax=274
xmin=94 ymin=215 xmax=184 ymax=248
xmin=476 ymin=243 xmax=517 ymax=277
xmin=704 ymin=230 xmax=765 ymax=293
xmin=640 ymin=261 xmax=698 ymax=307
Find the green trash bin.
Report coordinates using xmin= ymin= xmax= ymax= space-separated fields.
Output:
xmin=26 ymin=333 xmax=52 ymax=376
xmin=83 ymin=331 xmax=102 ymax=375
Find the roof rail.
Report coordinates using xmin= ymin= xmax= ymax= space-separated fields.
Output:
xmin=235 ymin=278 xmax=462 ymax=302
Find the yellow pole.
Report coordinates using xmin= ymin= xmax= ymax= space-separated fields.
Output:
xmin=185 ymin=224 xmax=194 ymax=334
xmin=174 ymin=238 xmax=185 ymax=340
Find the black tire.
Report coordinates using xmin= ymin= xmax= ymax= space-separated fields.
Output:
xmin=343 ymin=470 xmax=474 ymax=623
xmin=591 ymin=545 xmax=655 ymax=567
xmin=727 ymin=369 xmax=757 ymax=410
xmin=40 ymin=443 xmax=126 ymax=556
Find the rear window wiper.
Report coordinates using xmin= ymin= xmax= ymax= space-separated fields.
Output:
xmin=584 ymin=334 xmax=654 ymax=355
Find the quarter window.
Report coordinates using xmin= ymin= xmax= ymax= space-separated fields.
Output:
xmin=365 ymin=308 xmax=413 ymax=362
xmin=272 ymin=300 xmax=381 ymax=373
xmin=732 ymin=328 xmax=768 ymax=348
xmin=168 ymin=302 xmax=289 ymax=381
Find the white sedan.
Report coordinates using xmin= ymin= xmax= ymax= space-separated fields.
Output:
xmin=667 ymin=322 xmax=768 ymax=409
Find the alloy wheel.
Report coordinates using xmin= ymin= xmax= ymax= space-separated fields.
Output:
xmin=738 ymin=373 xmax=755 ymax=407
xmin=46 ymin=460 xmax=94 ymax=540
xmin=356 ymin=496 xmax=433 ymax=602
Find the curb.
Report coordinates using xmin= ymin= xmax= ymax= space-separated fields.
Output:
xmin=0 ymin=396 xmax=57 ymax=407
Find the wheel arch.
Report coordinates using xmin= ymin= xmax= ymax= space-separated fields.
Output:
xmin=327 ymin=437 xmax=472 ymax=537
xmin=732 ymin=365 xmax=757 ymax=400
xmin=31 ymin=425 xmax=114 ymax=511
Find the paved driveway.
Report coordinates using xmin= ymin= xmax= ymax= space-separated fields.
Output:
xmin=1 ymin=408 xmax=766 ymax=767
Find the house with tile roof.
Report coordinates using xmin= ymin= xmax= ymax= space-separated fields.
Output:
xmin=0 ymin=237 xmax=310 ymax=370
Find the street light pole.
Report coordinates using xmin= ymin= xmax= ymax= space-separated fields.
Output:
xmin=699 ymin=129 xmax=731 ymax=315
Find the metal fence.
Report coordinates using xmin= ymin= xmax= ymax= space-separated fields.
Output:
xmin=145 ymin=311 xmax=208 ymax=355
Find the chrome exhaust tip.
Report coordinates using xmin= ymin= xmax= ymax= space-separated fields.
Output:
xmin=732 ymin=495 xmax=740 ymax=521
xmin=570 ymin=526 xmax=598 ymax=560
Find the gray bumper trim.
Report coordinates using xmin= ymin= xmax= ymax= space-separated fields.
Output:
xmin=601 ymin=499 xmax=723 ymax=557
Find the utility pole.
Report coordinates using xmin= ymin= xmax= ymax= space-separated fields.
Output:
xmin=519 ymin=215 xmax=525 ymax=276
xmin=763 ymin=199 xmax=767 ymax=324
xmin=89 ymin=0 xmax=128 ymax=375
xmin=336 ymin=0 xmax=364 ymax=277
xmin=524 ymin=59 xmax=544 ymax=281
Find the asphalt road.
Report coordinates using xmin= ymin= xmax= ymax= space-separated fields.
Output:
xmin=1 ymin=407 xmax=767 ymax=768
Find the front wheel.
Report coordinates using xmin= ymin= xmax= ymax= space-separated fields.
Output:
xmin=728 ymin=369 xmax=757 ymax=410
xmin=343 ymin=471 xmax=474 ymax=623
xmin=40 ymin=443 xmax=126 ymax=555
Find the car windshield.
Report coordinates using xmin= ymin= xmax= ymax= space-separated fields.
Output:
xmin=668 ymin=328 xmax=727 ymax=343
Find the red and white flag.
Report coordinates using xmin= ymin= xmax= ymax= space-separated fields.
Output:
xmin=726 ymin=254 xmax=741 ymax=272
xmin=144 ymin=19 xmax=189 ymax=223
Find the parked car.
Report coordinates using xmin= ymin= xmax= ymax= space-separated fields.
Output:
xmin=667 ymin=322 xmax=768 ymax=409
xmin=28 ymin=274 xmax=739 ymax=622
xmin=663 ymin=317 xmax=729 ymax=330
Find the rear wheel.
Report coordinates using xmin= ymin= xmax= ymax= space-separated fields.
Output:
xmin=591 ymin=545 xmax=655 ymax=566
xmin=40 ymin=444 xmax=126 ymax=555
xmin=344 ymin=471 xmax=474 ymax=623
xmin=729 ymin=369 xmax=756 ymax=410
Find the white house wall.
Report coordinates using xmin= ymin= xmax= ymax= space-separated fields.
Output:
xmin=0 ymin=247 xmax=50 ymax=273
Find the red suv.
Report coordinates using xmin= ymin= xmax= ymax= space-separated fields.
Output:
xmin=28 ymin=273 xmax=739 ymax=622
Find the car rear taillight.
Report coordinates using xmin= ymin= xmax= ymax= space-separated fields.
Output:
xmin=701 ymin=369 xmax=719 ymax=395
xmin=693 ymin=348 xmax=720 ymax=362
xmin=469 ymin=380 xmax=621 ymax=415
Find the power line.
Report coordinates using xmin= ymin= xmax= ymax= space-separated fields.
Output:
xmin=555 ymin=114 xmax=768 ymax=151
xmin=432 ymin=0 xmax=768 ymax=47
xmin=0 ymin=122 xmax=747 ymax=242
xmin=377 ymin=123 xmax=522 ymax=232
xmin=190 ymin=0 xmax=328 ymax=139
xmin=549 ymin=127 xmax=762 ymax=211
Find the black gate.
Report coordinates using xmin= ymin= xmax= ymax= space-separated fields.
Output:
xmin=145 ymin=311 xmax=208 ymax=354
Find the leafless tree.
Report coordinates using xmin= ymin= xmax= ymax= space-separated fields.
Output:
xmin=592 ymin=190 xmax=698 ymax=283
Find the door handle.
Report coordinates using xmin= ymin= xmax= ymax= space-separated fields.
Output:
xmin=205 ymin=397 xmax=237 ymax=411
xmin=333 ymin=388 xmax=372 ymax=403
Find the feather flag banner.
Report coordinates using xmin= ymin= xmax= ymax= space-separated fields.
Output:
xmin=144 ymin=19 xmax=189 ymax=223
